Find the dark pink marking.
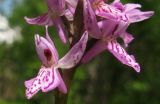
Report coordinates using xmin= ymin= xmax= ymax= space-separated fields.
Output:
xmin=43 ymin=69 xmax=55 ymax=90
xmin=38 ymin=79 xmax=41 ymax=84
xmin=44 ymin=49 xmax=52 ymax=61
xmin=40 ymin=70 xmax=45 ymax=77
xmin=129 ymin=58 xmax=132 ymax=62
xmin=134 ymin=65 xmax=139 ymax=68
xmin=27 ymin=87 xmax=41 ymax=96
xmin=108 ymin=7 xmax=112 ymax=13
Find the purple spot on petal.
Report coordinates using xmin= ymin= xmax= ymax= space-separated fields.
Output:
xmin=38 ymin=79 xmax=41 ymax=84
xmin=134 ymin=65 xmax=139 ymax=68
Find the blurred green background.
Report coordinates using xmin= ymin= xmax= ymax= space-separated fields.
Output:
xmin=0 ymin=0 xmax=159 ymax=104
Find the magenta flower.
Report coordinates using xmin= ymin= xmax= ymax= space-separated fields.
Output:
xmin=92 ymin=0 xmax=154 ymax=40
xmin=25 ymin=26 xmax=88 ymax=99
xmin=82 ymin=0 xmax=154 ymax=72
xmin=24 ymin=0 xmax=68 ymax=43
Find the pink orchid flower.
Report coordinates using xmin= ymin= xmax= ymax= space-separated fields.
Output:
xmin=25 ymin=26 xmax=88 ymax=99
xmin=24 ymin=0 xmax=68 ymax=43
xmin=82 ymin=0 xmax=154 ymax=73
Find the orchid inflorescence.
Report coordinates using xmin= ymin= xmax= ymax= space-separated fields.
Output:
xmin=24 ymin=0 xmax=154 ymax=99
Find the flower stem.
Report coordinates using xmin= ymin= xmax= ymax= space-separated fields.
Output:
xmin=54 ymin=0 xmax=84 ymax=103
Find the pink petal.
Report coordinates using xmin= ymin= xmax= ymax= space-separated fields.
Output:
xmin=45 ymin=26 xmax=59 ymax=60
xmin=124 ymin=3 xmax=141 ymax=12
xmin=127 ymin=9 xmax=154 ymax=23
xmin=111 ymin=0 xmax=124 ymax=12
xmin=64 ymin=9 xmax=74 ymax=21
xmin=82 ymin=40 xmax=106 ymax=63
xmin=24 ymin=13 xmax=53 ymax=26
xmin=98 ymin=19 xmax=128 ymax=38
xmin=53 ymin=17 xmax=67 ymax=44
xmin=95 ymin=10 xmax=117 ymax=22
xmin=107 ymin=40 xmax=140 ymax=72
xmin=113 ymin=20 xmax=129 ymax=36
xmin=58 ymin=82 xmax=67 ymax=94
xmin=120 ymin=32 xmax=134 ymax=47
xmin=94 ymin=2 xmax=118 ymax=21
xmin=35 ymin=34 xmax=59 ymax=66
xmin=46 ymin=0 xmax=65 ymax=15
xmin=65 ymin=0 xmax=78 ymax=9
xmin=90 ymin=0 xmax=104 ymax=4
xmin=41 ymin=68 xmax=61 ymax=92
xmin=65 ymin=1 xmax=77 ymax=15
xmin=58 ymin=31 xmax=88 ymax=69
xmin=57 ymin=71 xmax=67 ymax=94
xmin=25 ymin=67 xmax=47 ymax=99
xmin=84 ymin=0 xmax=102 ymax=39
xmin=98 ymin=19 xmax=117 ymax=37
xmin=25 ymin=78 xmax=36 ymax=89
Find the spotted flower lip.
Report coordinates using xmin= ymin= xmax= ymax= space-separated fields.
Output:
xmin=82 ymin=0 xmax=154 ymax=73
xmin=25 ymin=27 xmax=88 ymax=99
xmin=25 ymin=66 xmax=66 ymax=99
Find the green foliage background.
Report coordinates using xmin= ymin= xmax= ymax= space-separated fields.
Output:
xmin=0 ymin=0 xmax=159 ymax=104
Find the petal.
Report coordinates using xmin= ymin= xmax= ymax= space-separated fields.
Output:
xmin=127 ymin=9 xmax=154 ymax=23
xmin=90 ymin=0 xmax=105 ymax=5
xmin=64 ymin=9 xmax=74 ymax=21
xmin=58 ymin=82 xmax=67 ymax=94
xmin=35 ymin=34 xmax=59 ymax=66
xmin=58 ymin=31 xmax=88 ymax=69
xmin=46 ymin=0 xmax=65 ymax=15
xmin=124 ymin=3 xmax=141 ymax=12
xmin=53 ymin=17 xmax=67 ymax=44
xmin=57 ymin=72 xmax=67 ymax=94
xmin=111 ymin=0 xmax=124 ymax=12
xmin=25 ymin=78 xmax=36 ymax=89
xmin=45 ymin=26 xmax=59 ymax=59
xmin=98 ymin=19 xmax=117 ymax=37
xmin=82 ymin=40 xmax=106 ymax=63
xmin=65 ymin=0 xmax=78 ymax=9
xmin=24 ymin=13 xmax=53 ymax=26
xmin=107 ymin=40 xmax=140 ymax=72
xmin=98 ymin=19 xmax=128 ymax=38
xmin=25 ymin=67 xmax=46 ymax=99
xmin=84 ymin=0 xmax=102 ymax=39
xmin=41 ymin=68 xmax=61 ymax=92
xmin=120 ymin=32 xmax=134 ymax=47
xmin=113 ymin=20 xmax=129 ymax=36
xmin=96 ymin=11 xmax=117 ymax=21
xmin=25 ymin=67 xmax=63 ymax=99
xmin=65 ymin=0 xmax=78 ymax=15
xmin=94 ymin=3 xmax=118 ymax=21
